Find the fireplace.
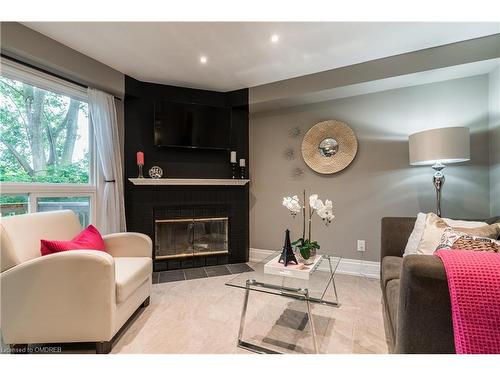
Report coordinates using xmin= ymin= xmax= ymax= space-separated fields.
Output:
xmin=148 ymin=203 xmax=243 ymax=271
xmin=124 ymin=78 xmax=249 ymax=271
xmin=155 ymin=217 xmax=229 ymax=259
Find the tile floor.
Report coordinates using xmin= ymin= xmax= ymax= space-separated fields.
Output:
xmin=113 ymin=268 xmax=389 ymax=354
xmin=153 ymin=263 xmax=254 ymax=284
xmin=1 ymin=265 xmax=389 ymax=354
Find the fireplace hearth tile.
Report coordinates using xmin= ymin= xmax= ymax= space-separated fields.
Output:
xmin=153 ymin=263 xmax=255 ymax=284
xmin=181 ymin=259 xmax=195 ymax=269
xmin=205 ymin=265 xmax=232 ymax=277
xmin=228 ymin=263 xmax=254 ymax=274
xmin=152 ymin=272 xmax=160 ymax=284
xmin=159 ymin=270 xmax=185 ymax=283
xmin=184 ymin=267 xmax=208 ymax=280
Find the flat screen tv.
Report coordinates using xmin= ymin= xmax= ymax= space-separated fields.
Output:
xmin=154 ymin=101 xmax=232 ymax=150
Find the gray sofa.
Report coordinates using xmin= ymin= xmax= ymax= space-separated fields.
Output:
xmin=380 ymin=216 xmax=499 ymax=354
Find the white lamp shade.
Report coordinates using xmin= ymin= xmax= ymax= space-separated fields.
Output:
xmin=409 ymin=127 xmax=470 ymax=166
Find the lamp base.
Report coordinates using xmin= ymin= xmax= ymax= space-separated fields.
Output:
xmin=432 ymin=162 xmax=445 ymax=217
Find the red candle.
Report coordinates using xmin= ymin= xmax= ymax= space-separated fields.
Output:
xmin=136 ymin=151 xmax=144 ymax=165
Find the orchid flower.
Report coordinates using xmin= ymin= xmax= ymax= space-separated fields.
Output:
xmin=317 ymin=199 xmax=334 ymax=224
xmin=282 ymin=195 xmax=301 ymax=216
xmin=282 ymin=191 xmax=335 ymax=254
xmin=309 ymin=194 xmax=319 ymax=210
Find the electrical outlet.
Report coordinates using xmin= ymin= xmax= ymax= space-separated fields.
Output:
xmin=357 ymin=240 xmax=366 ymax=252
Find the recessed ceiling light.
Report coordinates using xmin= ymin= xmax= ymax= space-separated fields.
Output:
xmin=270 ymin=34 xmax=280 ymax=43
xmin=200 ymin=56 xmax=207 ymax=64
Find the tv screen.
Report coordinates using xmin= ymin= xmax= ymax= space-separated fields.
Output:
xmin=154 ymin=101 xmax=232 ymax=150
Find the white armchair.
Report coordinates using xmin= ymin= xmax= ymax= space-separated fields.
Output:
xmin=0 ymin=210 xmax=152 ymax=354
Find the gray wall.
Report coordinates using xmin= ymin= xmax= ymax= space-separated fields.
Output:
xmin=1 ymin=22 xmax=124 ymax=98
xmin=490 ymin=66 xmax=500 ymax=216
xmin=249 ymin=75 xmax=491 ymax=262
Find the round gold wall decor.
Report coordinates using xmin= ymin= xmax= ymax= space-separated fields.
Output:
xmin=301 ymin=120 xmax=358 ymax=174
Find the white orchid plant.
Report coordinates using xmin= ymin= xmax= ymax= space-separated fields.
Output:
xmin=282 ymin=190 xmax=335 ymax=259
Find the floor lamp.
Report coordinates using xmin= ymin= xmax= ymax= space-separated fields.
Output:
xmin=409 ymin=127 xmax=470 ymax=217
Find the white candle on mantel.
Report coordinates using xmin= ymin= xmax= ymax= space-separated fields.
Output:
xmin=239 ymin=158 xmax=246 ymax=167
xmin=230 ymin=151 xmax=237 ymax=163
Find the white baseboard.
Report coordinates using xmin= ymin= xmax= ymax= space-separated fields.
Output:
xmin=249 ymin=248 xmax=380 ymax=279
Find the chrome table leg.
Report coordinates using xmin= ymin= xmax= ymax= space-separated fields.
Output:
xmin=237 ymin=279 xmax=251 ymax=344
xmin=237 ymin=279 xmax=282 ymax=354
xmin=304 ymin=289 xmax=319 ymax=354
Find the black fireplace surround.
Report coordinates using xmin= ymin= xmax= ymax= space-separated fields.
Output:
xmin=124 ymin=76 xmax=249 ymax=271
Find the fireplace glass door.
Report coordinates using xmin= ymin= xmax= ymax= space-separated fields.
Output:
xmin=155 ymin=217 xmax=228 ymax=259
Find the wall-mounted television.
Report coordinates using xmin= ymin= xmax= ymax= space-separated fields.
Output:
xmin=154 ymin=101 xmax=232 ymax=150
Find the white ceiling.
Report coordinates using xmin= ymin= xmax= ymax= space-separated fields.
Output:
xmin=250 ymin=59 xmax=500 ymax=114
xmin=23 ymin=22 xmax=500 ymax=92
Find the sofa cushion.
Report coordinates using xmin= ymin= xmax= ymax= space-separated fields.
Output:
xmin=486 ymin=216 xmax=500 ymax=225
xmin=386 ymin=278 xmax=400 ymax=339
xmin=487 ymin=217 xmax=500 ymax=239
xmin=403 ymin=213 xmax=427 ymax=256
xmin=437 ymin=228 xmax=500 ymax=252
xmin=114 ymin=257 xmax=152 ymax=303
xmin=417 ymin=213 xmax=496 ymax=255
xmin=381 ymin=256 xmax=403 ymax=290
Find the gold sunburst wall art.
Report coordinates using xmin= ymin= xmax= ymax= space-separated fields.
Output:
xmin=301 ymin=120 xmax=358 ymax=174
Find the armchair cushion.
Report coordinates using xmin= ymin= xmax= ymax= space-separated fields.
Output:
xmin=1 ymin=210 xmax=81 ymax=272
xmin=41 ymin=225 xmax=106 ymax=256
xmin=103 ymin=232 xmax=152 ymax=258
xmin=114 ymin=257 xmax=152 ymax=303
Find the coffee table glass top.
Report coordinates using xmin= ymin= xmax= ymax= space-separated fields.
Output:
xmin=226 ymin=252 xmax=341 ymax=305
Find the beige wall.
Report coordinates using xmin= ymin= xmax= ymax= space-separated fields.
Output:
xmin=490 ymin=66 xmax=500 ymax=216
xmin=249 ymin=75 xmax=491 ymax=262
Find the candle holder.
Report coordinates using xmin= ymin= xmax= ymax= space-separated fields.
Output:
xmin=240 ymin=166 xmax=246 ymax=179
xmin=137 ymin=164 xmax=144 ymax=178
xmin=231 ymin=163 xmax=237 ymax=179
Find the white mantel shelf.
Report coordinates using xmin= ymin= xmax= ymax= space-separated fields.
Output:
xmin=128 ymin=178 xmax=250 ymax=186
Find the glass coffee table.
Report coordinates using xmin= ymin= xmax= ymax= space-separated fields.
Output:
xmin=226 ymin=252 xmax=341 ymax=354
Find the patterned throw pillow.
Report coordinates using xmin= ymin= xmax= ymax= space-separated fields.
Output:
xmin=417 ymin=213 xmax=500 ymax=255
xmin=437 ymin=228 xmax=500 ymax=253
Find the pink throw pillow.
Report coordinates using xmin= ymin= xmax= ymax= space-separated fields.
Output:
xmin=40 ymin=224 xmax=107 ymax=256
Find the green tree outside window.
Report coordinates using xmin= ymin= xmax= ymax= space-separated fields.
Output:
xmin=0 ymin=76 xmax=90 ymax=185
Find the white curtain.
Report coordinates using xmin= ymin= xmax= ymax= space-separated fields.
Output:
xmin=87 ymin=88 xmax=126 ymax=234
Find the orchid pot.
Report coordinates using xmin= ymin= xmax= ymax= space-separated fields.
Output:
xmin=282 ymin=190 xmax=334 ymax=265
xmin=293 ymin=242 xmax=318 ymax=265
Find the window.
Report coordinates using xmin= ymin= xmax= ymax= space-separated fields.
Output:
xmin=36 ymin=196 xmax=91 ymax=227
xmin=0 ymin=194 xmax=29 ymax=217
xmin=0 ymin=59 xmax=96 ymax=224
xmin=0 ymin=77 xmax=90 ymax=183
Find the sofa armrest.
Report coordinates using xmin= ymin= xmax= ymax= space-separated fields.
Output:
xmin=103 ymin=232 xmax=152 ymax=258
xmin=395 ymin=254 xmax=455 ymax=353
xmin=0 ymin=250 xmax=115 ymax=344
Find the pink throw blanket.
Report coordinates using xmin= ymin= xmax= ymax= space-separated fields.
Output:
xmin=435 ymin=249 xmax=500 ymax=354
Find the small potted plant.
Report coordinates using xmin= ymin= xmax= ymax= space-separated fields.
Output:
xmin=282 ymin=190 xmax=334 ymax=264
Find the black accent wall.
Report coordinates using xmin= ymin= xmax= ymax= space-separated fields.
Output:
xmin=124 ymin=76 xmax=249 ymax=270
